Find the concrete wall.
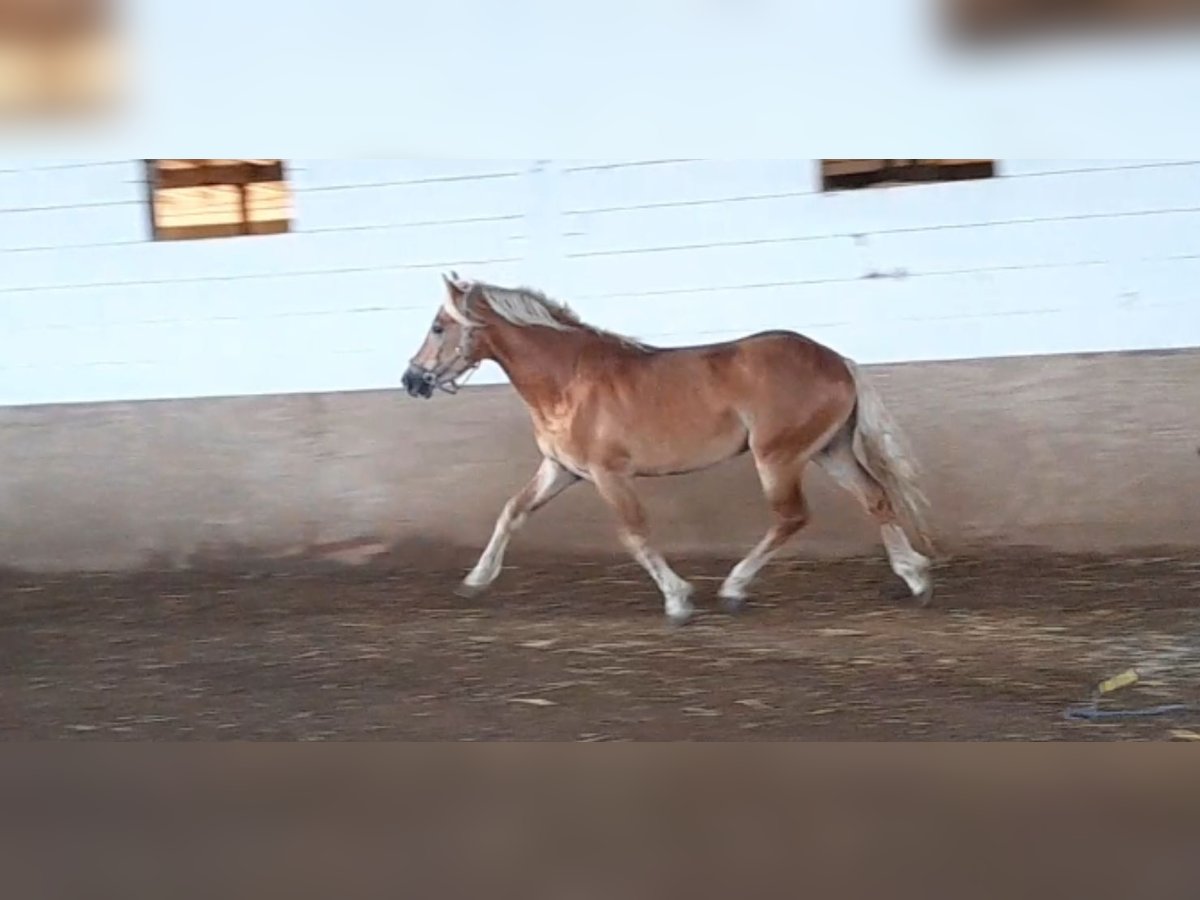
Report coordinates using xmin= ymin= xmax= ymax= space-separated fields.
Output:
xmin=3 ymin=348 xmax=1197 ymax=574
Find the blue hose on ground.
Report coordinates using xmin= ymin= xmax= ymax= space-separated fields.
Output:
xmin=1064 ymin=703 xmax=1196 ymax=722
xmin=1063 ymin=668 xmax=1198 ymax=722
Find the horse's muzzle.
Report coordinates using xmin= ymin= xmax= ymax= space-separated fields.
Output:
xmin=402 ymin=366 xmax=435 ymax=399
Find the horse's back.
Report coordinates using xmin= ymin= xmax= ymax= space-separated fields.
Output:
xmin=559 ymin=327 xmax=856 ymax=475
xmin=664 ymin=328 xmax=853 ymax=388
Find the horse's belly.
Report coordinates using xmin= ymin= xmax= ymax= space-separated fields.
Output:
xmin=537 ymin=406 xmax=748 ymax=478
xmin=627 ymin=420 xmax=749 ymax=476
xmin=533 ymin=433 xmax=591 ymax=480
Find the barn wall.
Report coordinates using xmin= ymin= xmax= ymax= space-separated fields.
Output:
xmin=2 ymin=159 xmax=1199 ymax=572
xmin=3 ymin=160 xmax=1200 ymax=407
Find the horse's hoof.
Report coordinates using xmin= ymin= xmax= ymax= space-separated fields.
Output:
xmin=666 ymin=608 xmax=695 ymax=628
xmin=719 ymin=594 xmax=746 ymax=615
xmin=456 ymin=581 xmax=487 ymax=600
xmin=914 ymin=583 xmax=934 ymax=608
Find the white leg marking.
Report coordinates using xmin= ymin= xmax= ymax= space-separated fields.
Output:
xmin=720 ymin=463 xmax=805 ymax=606
xmin=463 ymin=459 xmax=576 ymax=591
xmin=622 ymin=533 xmax=694 ymax=623
xmin=818 ymin=437 xmax=932 ymax=604
xmin=591 ymin=469 xmax=693 ymax=623
xmin=720 ymin=535 xmax=778 ymax=603
xmin=882 ymin=523 xmax=931 ymax=599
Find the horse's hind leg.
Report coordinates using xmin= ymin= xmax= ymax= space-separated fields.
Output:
xmin=719 ymin=459 xmax=810 ymax=612
xmin=815 ymin=430 xmax=932 ymax=605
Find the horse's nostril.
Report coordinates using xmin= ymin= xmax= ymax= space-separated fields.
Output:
xmin=402 ymin=368 xmax=426 ymax=397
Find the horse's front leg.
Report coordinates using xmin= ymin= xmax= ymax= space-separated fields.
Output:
xmin=459 ymin=457 xmax=578 ymax=596
xmin=591 ymin=469 xmax=695 ymax=626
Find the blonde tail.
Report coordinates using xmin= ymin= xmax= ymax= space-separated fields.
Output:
xmin=844 ymin=360 xmax=937 ymax=558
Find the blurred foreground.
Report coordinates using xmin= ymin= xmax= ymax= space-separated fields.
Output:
xmin=3 ymin=548 xmax=1198 ymax=740
xmin=0 ymin=0 xmax=120 ymax=122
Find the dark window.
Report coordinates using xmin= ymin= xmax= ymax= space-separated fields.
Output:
xmin=820 ymin=160 xmax=997 ymax=192
xmin=945 ymin=0 xmax=1200 ymax=43
xmin=145 ymin=159 xmax=292 ymax=241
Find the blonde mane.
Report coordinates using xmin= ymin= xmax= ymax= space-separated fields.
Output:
xmin=462 ymin=277 xmax=649 ymax=350
xmin=477 ymin=283 xmax=579 ymax=332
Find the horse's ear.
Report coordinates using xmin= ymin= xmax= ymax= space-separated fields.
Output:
xmin=442 ymin=272 xmax=463 ymax=296
xmin=442 ymin=290 xmax=474 ymax=326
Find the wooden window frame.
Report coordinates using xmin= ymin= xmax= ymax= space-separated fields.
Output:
xmin=144 ymin=159 xmax=292 ymax=242
xmin=820 ymin=159 xmax=996 ymax=192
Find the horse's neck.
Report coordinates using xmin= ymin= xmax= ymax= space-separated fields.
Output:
xmin=484 ymin=323 xmax=583 ymax=404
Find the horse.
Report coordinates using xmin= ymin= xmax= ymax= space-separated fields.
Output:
xmin=402 ymin=273 xmax=935 ymax=626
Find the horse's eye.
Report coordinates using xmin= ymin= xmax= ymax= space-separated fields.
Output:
xmin=431 ymin=323 xmax=444 ymax=336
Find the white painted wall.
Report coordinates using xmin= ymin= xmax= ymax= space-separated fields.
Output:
xmin=3 ymin=159 xmax=1199 ymax=407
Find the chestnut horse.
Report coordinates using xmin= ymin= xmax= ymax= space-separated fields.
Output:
xmin=402 ymin=273 xmax=935 ymax=625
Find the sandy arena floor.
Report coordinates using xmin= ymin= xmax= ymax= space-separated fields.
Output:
xmin=2 ymin=550 xmax=1198 ymax=740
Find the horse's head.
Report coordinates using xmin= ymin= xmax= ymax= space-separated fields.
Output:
xmin=402 ymin=272 xmax=485 ymax=399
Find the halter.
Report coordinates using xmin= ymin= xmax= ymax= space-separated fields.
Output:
xmin=410 ymin=278 xmax=483 ymax=395
xmin=422 ymin=345 xmax=481 ymax=395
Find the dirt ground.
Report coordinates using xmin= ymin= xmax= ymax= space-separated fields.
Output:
xmin=2 ymin=549 xmax=1198 ymax=741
